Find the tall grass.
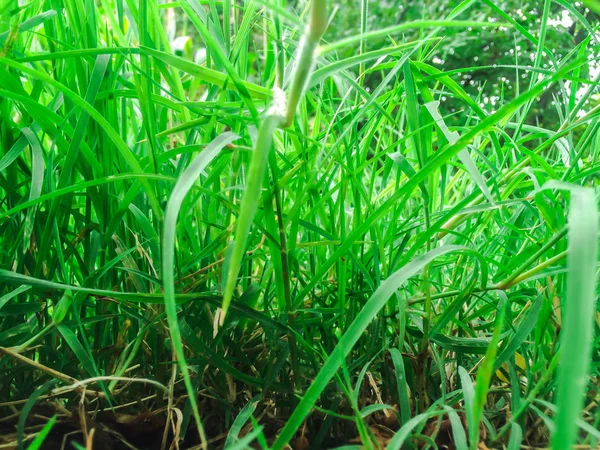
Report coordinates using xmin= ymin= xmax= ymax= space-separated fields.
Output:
xmin=0 ymin=1 xmax=599 ymax=449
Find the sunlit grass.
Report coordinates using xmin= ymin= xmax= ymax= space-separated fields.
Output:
xmin=0 ymin=1 xmax=599 ymax=449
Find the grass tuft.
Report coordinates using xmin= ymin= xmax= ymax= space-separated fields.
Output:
xmin=0 ymin=1 xmax=598 ymax=449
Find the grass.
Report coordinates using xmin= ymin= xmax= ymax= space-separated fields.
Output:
xmin=0 ymin=0 xmax=599 ymax=449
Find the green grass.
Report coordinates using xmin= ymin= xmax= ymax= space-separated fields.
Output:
xmin=1 ymin=1 xmax=599 ymax=449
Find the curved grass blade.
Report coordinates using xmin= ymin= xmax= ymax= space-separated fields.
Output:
xmin=494 ymin=296 xmax=543 ymax=371
xmin=0 ymin=285 xmax=30 ymax=312
xmin=19 ymin=128 xmax=44 ymax=253
xmin=56 ymin=324 xmax=100 ymax=379
xmin=0 ymin=134 xmax=28 ymax=171
xmin=447 ymin=407 xmax=469 ymax=450
xmin=387 ymin=408 xmax=449 ymax=450
xmin=162 ymin=132 xmax=239 ymax=447
xmin=224 ymin=395 xmax=260 ymax=448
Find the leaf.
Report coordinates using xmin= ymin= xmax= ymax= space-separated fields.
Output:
xmin=359 ymin=403 xmax=396 ymax=418
xmin=387 ymin=408 xmax=448 ymax=450
xmin=0 ymin=134 xmax=28 ymax=171
xmin=447 ymin=407 xmax=469 ymax=450
xmin=52 ymin=293 xmax=72 ymax=326
xmin=0 ymin=302 xmax=44 ymax=316
xmin=57 ymin=324 xmax=100 ymax=378
xmin=224 ymin=426 xmax=264 ymax=450
xmin=494 ymin=296 xmax=542 ymax=370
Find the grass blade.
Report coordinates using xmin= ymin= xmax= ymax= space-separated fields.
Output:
xmin=26 ymin=415 xmax=56 ymax=450
xmin=546 ymin=182 xmax=599 ymax=450
xmin=388 ymin=348 xmax=411 ymax=426
xmin=162 ymin=132 xmax=239 ymax=447
xmin=19 ymin=128 xmax=44 ymax=254
xmin=221 ymin=115 xmax=282 ymax=321
xmin=458 ymin=366 xmax=476 ymax=447
xmin=225 ymin=395 xmax=260 ymax=448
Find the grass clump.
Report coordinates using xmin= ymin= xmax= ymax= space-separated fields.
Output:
xmin=0 ymin=1 xmax=599 ymax=449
